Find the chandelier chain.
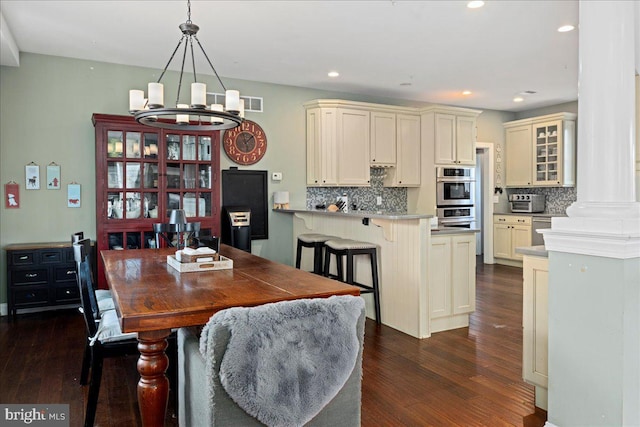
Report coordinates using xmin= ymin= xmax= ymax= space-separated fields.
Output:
xmin=189 ymin=37 xmax=197 ymax=84
xmin=194 ymin=35 xmax=228 ymax=92
xmin=157 ymin=35 xmax=187 ymax=84
xmin=176 ymin=34 xmax=191 ymax=107
xmin=186 ymin=0 xmax=192 ymax=24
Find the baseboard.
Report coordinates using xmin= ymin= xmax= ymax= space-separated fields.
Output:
xmin=544 ymin=422 xmax=558 ymax=427
xmin=0 ymin=303 xmax=7 ymax=316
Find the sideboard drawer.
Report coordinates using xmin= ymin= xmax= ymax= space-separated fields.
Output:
xmin=40 ymin=250 xmax=63 ymax=264
xmin=54 ymin=266 xmax=77 ymax=282
xmin=13 ymin=287 xmax=50 ymax=306
xmin=10 ymin=252 xmax=36 ymax=266
xmin=12 ymin=269 xmax=48 ymax=285
xmin=54 ymin=285 xmax=80 ymax=303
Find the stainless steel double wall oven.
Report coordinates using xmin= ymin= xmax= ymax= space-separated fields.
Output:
xmin=436 ymin=167 xmax=476 ymax=228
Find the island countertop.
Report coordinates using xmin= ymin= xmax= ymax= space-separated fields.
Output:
xmin=274 ymin=208 xmax=432 ymax=220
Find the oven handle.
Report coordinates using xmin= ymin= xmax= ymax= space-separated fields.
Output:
xmin=439 ymin=218 xmax=474 ymax=226
xmin=437 ymin=177 xmax=476 ymax=183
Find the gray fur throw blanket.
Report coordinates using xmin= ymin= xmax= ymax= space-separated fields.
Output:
xmin=199 ymin=295 xmax=365 ymax=426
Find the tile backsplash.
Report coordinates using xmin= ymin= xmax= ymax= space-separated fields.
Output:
xmin=508 ymin=187 xmax=577 ymax=214
xmin=306 ymin=168 xmax=407 ymax=213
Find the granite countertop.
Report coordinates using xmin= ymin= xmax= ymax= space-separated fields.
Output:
xmin=274 ymin=208 xmax=432 ymax=220
xmin=430 ymin=227 xmax=480 ymax=235
xmin=515 ymin=245 xmax=549 ymax=257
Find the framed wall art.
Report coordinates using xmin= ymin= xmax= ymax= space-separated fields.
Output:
xmin=5 ymin=181 xmax=19 ymax=208
xmin=68 ymin=183 xmax=81 ymax=208
xmin=25 ymin=162 xmax=40 ymax=190
xmin=47 ymin=162 xmax=61 ymax=189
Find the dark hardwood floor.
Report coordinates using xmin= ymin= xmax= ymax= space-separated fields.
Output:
xmin=0 ymin=260 xmax=544 ymax=426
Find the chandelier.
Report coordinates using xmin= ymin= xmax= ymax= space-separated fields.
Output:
xmin=128 ymin=0 xmax=244 ymax=131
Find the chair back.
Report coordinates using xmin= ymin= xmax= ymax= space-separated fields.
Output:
xmin=180 ymin=295 xmax=365 ymax=427
xmin=71 ymin=231 xmax=84 ymax=244
xmin=153 ymin=223 xmax=174 ymax=248
xmin=73 ymin=239 xmax=100 ymax=338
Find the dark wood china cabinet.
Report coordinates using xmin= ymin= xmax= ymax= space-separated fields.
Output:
xmin=92 ymin=114 xmax=221 ymax=288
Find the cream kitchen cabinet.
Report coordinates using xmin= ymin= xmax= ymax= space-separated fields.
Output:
xmin=421 ymin=106 xmax=481 ymax=166
xmin=505 ymin=124 xmax=533 ymax=186
xmin=493 ymin=215 xmax=531 ymax=263
xmin=306 ymin=107 xmax=337 ymax=186
xmin=305 ymin=101 xmax=370 ymax=186
xmin=429 ymin=232 xmax=476 ymax=333
xmin=370 ymin=111 xmax=396 ymax=167
xmin=383 ymin=114 xmax=421 ymax=187
xmin=522 ymin=253 xmax=549 ymax=410
xmin=504 ymin=112 xmax=576 ymax=187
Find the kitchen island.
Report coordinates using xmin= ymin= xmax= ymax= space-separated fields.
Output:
xmin=276 ymin=208 xmax=477 ymax=339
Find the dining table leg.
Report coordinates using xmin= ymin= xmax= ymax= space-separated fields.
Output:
xmin=137 ymin=329 xmax=172 ymax=427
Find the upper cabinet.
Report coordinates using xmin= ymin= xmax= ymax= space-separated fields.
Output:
xmin=504 ymin=112 xmax=576 ymax=187
xmin=305 ymin=99 xmax=421 ymax=187
xmin=384 ymin=114 xmax=421 ymax=187
xmin=422 ymin=106 xmax=482 ymax=166
xmin=305 ymin=102 xmax=370 ymax=187
xmin=370 ymin=111 xmax=397 ymax=167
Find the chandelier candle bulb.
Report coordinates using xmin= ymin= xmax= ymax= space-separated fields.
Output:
xmin=129 ymin=90 xmax=145 ymax=112
xmin=210 ymin=104 xmax=224 ymax=124
xmin=239 ymin=99 xmax=245 ymax=118
xmin=176 ymin=104 xmax=189 ymax=124
xmin=191 ymin=83 xmax=207 ymax=108
xmin=226 ymin=90 xmax=240 ymax=113
xmin=148 ymin=83 xmax=164 ymax=108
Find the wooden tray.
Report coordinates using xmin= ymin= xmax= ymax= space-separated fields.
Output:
xmin=167 ymin=254 xmax=233 ymax=273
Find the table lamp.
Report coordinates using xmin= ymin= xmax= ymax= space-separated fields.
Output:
xmin=168 ymin=209 xmax=187 ymax=248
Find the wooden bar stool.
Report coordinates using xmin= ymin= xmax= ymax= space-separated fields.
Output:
xmin=295 ymin=233 xmax=337 ymax=275
xmin=323 ymin=238 xmax=381 ymax=324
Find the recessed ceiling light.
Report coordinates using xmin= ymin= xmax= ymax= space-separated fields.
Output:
xmin=558 ymin=25 xmax=575 ymax=33
xmin=462 ymin=90 xmax=472 ymax=95
xmin=400 ymin=82 xmax=412 ymax=86
xmin=519 ymin=90 xmax=537 ymax=95
xmin=513 ymin=97 xmax=524 ymax=103
xmin=467 ymin=1 xmax=485 ymax=9
xmin=328 ymin=71 xmax=340 ymax=78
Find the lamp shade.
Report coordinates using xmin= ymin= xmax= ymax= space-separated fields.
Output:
xmin=168 ymin=209 xmax=187 ymax=225
xmin=273 ymin=191 xmax=290 ymax=204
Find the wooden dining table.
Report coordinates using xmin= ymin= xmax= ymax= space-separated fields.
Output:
xmin=101 ymin=244 xmax=360 ymax=427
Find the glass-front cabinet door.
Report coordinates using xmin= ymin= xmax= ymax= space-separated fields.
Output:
xmin=165 ymin=134 xmax=214 ymax=218
xmin=532 ymin=120 xmax=562 ymax=186
xmin=105 ymin=130 xmax=159 ymax=221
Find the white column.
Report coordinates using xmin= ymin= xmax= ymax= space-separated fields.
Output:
xmin=547 ymin=0 xmax=640 ymax=254
xmin=542 ymin=2 xmax=640 ymax=426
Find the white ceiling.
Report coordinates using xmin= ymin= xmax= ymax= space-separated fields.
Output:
xmin=0 ymin=0 xmax=579 ymax=112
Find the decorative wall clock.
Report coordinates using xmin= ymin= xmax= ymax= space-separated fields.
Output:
xmin=223 ymin=120 xmax=267 ymax=165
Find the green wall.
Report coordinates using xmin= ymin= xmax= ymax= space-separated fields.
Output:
xmin=0 ymin=52 xmax=430 ymax=308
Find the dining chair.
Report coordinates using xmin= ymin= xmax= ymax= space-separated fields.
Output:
xmin=178 ymin=295 xmax=365 ymax=427
xmin=73 ymin=238 xmax=178 ymax=426
xmin=72 ymin=232 xmax=114 ymax=314
xmin=72 ymin=232 xmax=116 ymax=387
xmin=73 ymin=238 xmax=138 ymax=427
